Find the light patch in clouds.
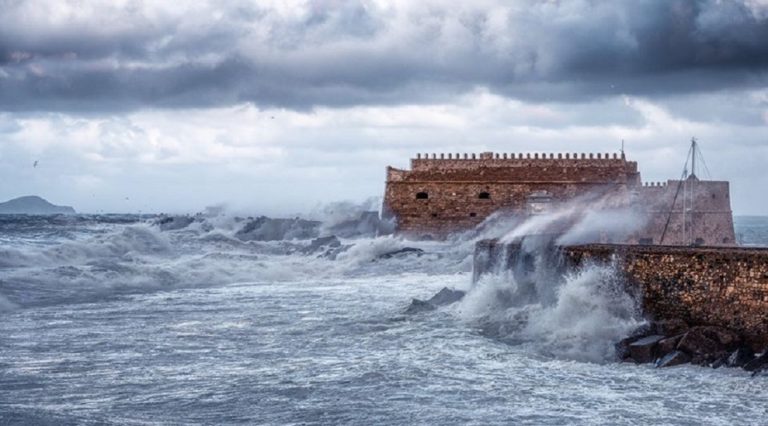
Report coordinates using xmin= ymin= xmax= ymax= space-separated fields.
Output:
xmin=1 ymin=89 xmax=766 ymax=214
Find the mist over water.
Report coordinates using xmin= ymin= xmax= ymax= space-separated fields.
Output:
xmin=1 ymin=207 xmax=766 ymax=425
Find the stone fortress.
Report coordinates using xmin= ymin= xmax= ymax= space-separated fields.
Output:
xmin=386 ymin=145 xmax=768 ymax=367
xmin=384 ymin=150 xmax=735 ymax=245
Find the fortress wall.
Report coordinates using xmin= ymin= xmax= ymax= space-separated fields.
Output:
xmin=405 ymin=153 xmax=639 ymax=183
xmin=473 ymin=240 xmax=768 ymax=350
xmin=385 ymin=181 xmax=628 ymax=235
xmin=384 ymin=153 xmax=641 ymax=235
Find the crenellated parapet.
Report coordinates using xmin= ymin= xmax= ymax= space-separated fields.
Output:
xmin=411 ymin=151 xmax=629 ymax=170
xmin=414 ymin=151 xmax=625 ymax=160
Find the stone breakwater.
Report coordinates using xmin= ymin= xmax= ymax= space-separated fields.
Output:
xmin=473 ymin=240 xmax=768 ymax=368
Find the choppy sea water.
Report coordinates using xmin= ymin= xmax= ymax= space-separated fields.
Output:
xmin=1 ymin=214 xmax=767 ymax=425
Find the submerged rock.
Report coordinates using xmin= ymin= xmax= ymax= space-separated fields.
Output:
xmin=629 ymin=335 xmax=665 ymax=363
xmin=405 ymin=287 xmax=465 ymax=315
xmin=377 ymin=247 xmax=425 ymax=260
xmin=656 ymin=350 xmax=691 ymax=368
xmin=405 ymin=299 xmax=436 ymax=314
xmin=427 ymin=287 xmax=466 ymax=306
xmin=155 ymin=215 xmax=196 ymax=231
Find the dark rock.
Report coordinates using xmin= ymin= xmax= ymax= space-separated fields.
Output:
xmin=743 ymin=352 xmax=768 ymax=373
xmin=652 ymin=319 xmax=689 ymax=337
xmin=405 ymin=299 xmax=436 ymax=314
xmin=616 ymin=336 xmax=641 ymax=361
xmin=427 ymin=287 xmax=466 ymax=306
xmin=677 ymin=327 xmax=732 ymax=358
xmin=655 ymin=350 xmax=691 ymax=368
xmin=725 ymin=346 xmax=755 ymax=367
xmin=711 ymin=356 xmax=727 ymax=369
xmin=629 ymin=335 xmax=665 ymax=363
xmin=615 ymin=326 xmax=651 ymax=361
xmin=377 ymin=247 xmax=425 ymax=260
xmin=726 ymin=347 xmax=756 ymax=368
xmin=656 ymin=335 xmax=684 ymax=358
xmin=156 ymin=215 xmax=195 ymax=231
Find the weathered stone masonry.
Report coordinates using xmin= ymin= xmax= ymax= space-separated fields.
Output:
xmin=385 ymin=152 xmax=640 ymax=235
xmin=384 ymin=152 xmax=735 ymax=246
xmin=474 ymin=240 xmax=768 ymax=350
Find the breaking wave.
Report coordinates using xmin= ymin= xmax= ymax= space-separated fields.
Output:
xmin=450 ymin=202 xmax=646 ymax=362
xmin=0 ymin=204 xmax=476 ymax=309
xmin=458 ymin=262 xmax=642 ymax=363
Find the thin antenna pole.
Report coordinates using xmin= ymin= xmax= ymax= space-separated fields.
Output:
xmin=691 ymin=137 xmax=697 ymax=178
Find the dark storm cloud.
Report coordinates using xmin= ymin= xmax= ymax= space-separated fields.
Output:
xmin=0 ymin=0 xmax=767 ymax=112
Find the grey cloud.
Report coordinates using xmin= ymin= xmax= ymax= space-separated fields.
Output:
xmin=0 ymin=0 xmax=767 ymax=112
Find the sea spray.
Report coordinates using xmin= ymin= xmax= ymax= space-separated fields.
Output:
xmin=457 ymin=199 xmax=648 ymax=362
xmin=458 ymin=258 xmax=642 ymax=363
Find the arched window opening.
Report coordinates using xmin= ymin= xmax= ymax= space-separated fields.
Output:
xmin=416 ymin=192 xmax=428 ymax=199
xmin=478 ymin=192 xmax=490 ymax=199
xmin=469 ymin=212 xmax=477 ymax=217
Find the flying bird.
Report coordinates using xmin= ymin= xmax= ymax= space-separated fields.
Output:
xmin=33 ymin=160 xmax=38 ymax=168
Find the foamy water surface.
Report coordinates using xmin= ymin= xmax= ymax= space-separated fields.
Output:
xmin=1 ymin=214 xmax=766 ymax=425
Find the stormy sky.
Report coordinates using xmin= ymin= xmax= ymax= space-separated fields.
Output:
xmin=1 ymin=0 xmax=767 ymax=214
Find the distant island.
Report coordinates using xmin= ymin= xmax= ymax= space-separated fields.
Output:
xmin=0 ymin=196 xmax=76 ymax=215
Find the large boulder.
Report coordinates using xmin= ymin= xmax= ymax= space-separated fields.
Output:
xmin=615 ymin=324 xmax=652 ymax=361
xmin=726 ymin=347 xmax=756 ymax=368
xmin=677 ymin=326 xmax=740 ymax=361
xmin=656 ymin=335 xmax=684 ymax=358
xmin=629 ymin=335 xmax=665 ymax=363
xmin=656 ymin=350 xmax=691 ymax=368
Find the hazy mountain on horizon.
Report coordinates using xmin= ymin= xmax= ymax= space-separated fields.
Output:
xmin=0 ymin=196 xmax=76 ymax=215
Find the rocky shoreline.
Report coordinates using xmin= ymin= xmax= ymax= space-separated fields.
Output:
xmin=617 ymin=320 xmax=768 ymax=375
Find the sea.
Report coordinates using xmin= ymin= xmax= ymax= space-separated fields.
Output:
xmin=1 ymin=212 xmax=766 ymax=425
